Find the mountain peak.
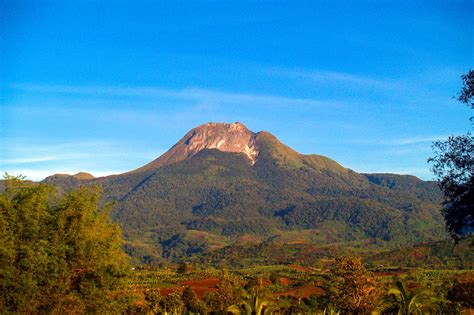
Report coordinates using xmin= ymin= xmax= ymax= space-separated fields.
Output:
xmin=184 ymin=122 xmax=259 ymax=163
xmin=130 ymin=121 xmax=349 ymax=174
xmin=131 ymin=122 xmax=260 ymax=173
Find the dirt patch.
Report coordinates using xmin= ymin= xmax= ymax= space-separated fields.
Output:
xmin=274 ymin=284 xmax=325 ymax=298
xmin=288 ymin=264 xmax=312 ymax=272
xmin=172 ymin=278 xmax=221 ymax=299
xmin=279 ymin=277 xmax=295 ymax=286
xmin=179 ymin=278 xmax=220 ymax=287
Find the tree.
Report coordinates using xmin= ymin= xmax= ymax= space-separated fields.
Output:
xmin=429 ymin=70 xmax=474 ymax=241
xmin=145 ymin=289 xmax=164 ymax=314
xmin=328 ymin=256 xmax=380 ymax=314
xmin=160 ymin=289 xmax=184 ymax=314
xmin=0 ymin=176 xmax=130 ymax=313
xmin=458 ymin=70 xmax=474 ymax=113
xmin=204 ymin=277 xmax=241 ymax=314
xmin=377 ymin=280 xmax=441 ymax=314
xmin=182 ymin=286 xmax=208 ymax=314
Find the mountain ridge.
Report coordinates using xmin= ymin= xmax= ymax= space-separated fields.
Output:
xmin=37 ymin=122 xmax=446 ymax=263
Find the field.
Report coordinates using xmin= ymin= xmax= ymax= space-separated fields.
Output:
xmin=126 ymin=262 xmax=474 ymax=313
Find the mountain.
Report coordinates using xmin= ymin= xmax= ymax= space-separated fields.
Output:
xmin=42 ymin=122 xmax=446 ymax=263
xmin=130 ymin=122 xmax=260 ymax=172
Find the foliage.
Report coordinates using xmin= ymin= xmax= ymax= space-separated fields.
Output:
xmin=182 ymin=286 xmax=208 ymax=314
xmin=447 ymin=280 xmax=474 ymax=308
xmin=144 ymin=289 xmax=164 ymax=314
xmin=0 ymin=175 xmax=130 ymax=313
xmin=129 ymin=264 xmax=473 ymax=314
xmin=328 ymin=256 xmax=380 ymax=314
xmin=377 ymin=280 xmax=443 ymax=314
xmin=227 ymin=291 xmax=277 ymax=315
xmin=160 ymin=289 xmax=185 ymax=314
xmin=204 ymin=277 xmax=242 ymax=313
xmin=457 ymin=69 xmax=474 ymax=113
xmin=429 ymin=70 xmax=474 ymax=241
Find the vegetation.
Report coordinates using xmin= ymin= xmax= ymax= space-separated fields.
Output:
xmin=0 ymin=175 xmax=130 ymax=313
xmin=378 ymin=280 xmax=440 ymax=314
xmin=0 ymin=175 xmax=471 ymax=313
xmin=327 ymin=256 xmax=380 ymax=314
xmin=127 ymin=261 xmax=473 ymax=314
xmin=429 ymin=69 xmax=474 ymax=241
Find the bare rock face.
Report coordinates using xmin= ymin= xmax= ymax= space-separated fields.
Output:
xmin=183 ymin=122 xmax=259 ymax=164
xmin=131 ymin=122 xmax=260 ymax=173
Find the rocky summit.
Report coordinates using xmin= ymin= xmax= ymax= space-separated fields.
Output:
xmin=131 ymin=122 xmax=260 ymax=173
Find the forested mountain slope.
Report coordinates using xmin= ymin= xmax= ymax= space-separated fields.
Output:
xmin=40 ymin=122 xmax=446 ymax=262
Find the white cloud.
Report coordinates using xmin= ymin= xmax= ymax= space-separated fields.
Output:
xmin=2 ymin=156 xmax=58 ymax=164
xmin=264 ymin=67 xmax=397 ymax=89
xmin=389 ymin=135 xmax=449 ymax=145
xmin=11 ymin=83 xmax=343 ymax=108
xmin=1 ymin=139 xmax=162 ymax=180
xmin=347 ymin=135 xmax=449 ymax=146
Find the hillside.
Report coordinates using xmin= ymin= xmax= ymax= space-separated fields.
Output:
xmin=41 ymin=122 xmax=447 ymax=263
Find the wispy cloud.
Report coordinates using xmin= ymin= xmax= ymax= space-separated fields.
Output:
xmin=264 ymin=67 xmax=397 ymax=89
xmin=348 ymin=135 xmax=449 ymax=146
xmin=2 ymin=156 xmax=58 ymax=164
xmin=388 ymin=135 xmax=449 ymax=145
xmin=3 ymin=139 xmax=160 ymax=160
xmin=11 ymin=83 xmax=342 ymax=108
xmin=1 ymin=139 xmax=162 ymax=181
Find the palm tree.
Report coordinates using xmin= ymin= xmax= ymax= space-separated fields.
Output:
xmin=227 ymin=292 xmax=278 ymax=315
xmin=378 ymin=280 xmax=441 ymax=314
xmin=321 ymin=303 xmax=340 ymax=315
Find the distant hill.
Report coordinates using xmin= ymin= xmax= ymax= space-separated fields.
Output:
xmin=40 ymin=122 xmax=446 ymax=263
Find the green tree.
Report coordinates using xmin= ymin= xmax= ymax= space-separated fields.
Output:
xmin=328 ymin=256 xmax=380 ymax=314
xmin=182 ymin=286 xmax=208 ymax=314
xmin=145 ymin=289 xmax=163 ymax=314
xmin=377 ymin=280 xmax=441 ymax=314
xmin=429 ymin=70 xmax=474 ymax=241
xmin=160 ymin=289 xmax=185 ymax=314
xmin=204 ymin=277 xmax=241 ymax=313
xmin=0 ymin=176 xmax=130 ymax=313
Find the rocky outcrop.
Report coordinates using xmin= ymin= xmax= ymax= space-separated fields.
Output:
xmin=131 ymin=122 xmax=260 ymax=173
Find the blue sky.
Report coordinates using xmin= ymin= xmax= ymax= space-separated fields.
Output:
xmin=1 ymin=1 xmax=473 ymax=180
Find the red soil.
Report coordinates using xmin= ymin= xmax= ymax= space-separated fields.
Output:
xmin=179 ymin=278 xmax=220 ymax=287
xmin=273 ymin=285 xmax=325 ymax=298
xmin=288 ymin=264 xmax=312 ymax=272
xmin=158 ymin=278 xmax=221 ymax=299
xmin=279 ymin=277 xmax=295 ymax=286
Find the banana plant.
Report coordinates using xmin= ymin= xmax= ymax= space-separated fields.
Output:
xmin=377 ymin=280 xmax=441 ymax=315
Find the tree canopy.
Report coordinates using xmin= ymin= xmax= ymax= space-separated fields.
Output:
xmin=0 ymin=175 xmax=130 ymax=313
xmin=328 ymin=256 xmax=380 ymax=314
xmin=429 ymin=70 xmax=474 ymax=241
